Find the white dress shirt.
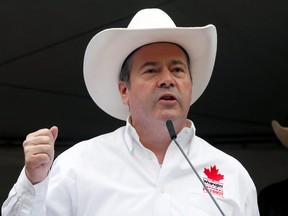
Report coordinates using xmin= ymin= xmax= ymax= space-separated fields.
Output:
xmin=2 ymin=120 xmax=260 ymax=216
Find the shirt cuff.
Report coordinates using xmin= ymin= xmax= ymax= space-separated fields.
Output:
xmin=15 ymin=167 xmax=49 ymax=202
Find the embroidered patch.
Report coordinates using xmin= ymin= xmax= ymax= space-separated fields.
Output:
xmin=203 ymin=165 xmax=224 ymax=197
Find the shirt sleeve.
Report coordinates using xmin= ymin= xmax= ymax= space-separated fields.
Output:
xmin=1 ymin=167 xmax=49 ymax=216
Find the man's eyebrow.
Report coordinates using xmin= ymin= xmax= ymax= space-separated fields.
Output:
xmin=170 ymin=60 xmax=188 ymax=68
xmin=139 ymin=61 xmax=159 ymax=69
xmin=139 ymin=59 xmax=188 ymax=70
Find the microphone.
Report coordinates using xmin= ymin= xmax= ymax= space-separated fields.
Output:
xmin=166 ymin=120 xmax=225 ymax=216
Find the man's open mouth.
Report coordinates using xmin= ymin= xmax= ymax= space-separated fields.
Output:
xmin=159 ymin=94 xmax=177 ymax=101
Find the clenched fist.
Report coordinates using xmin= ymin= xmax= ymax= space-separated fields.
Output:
xmin=23 ymin=126 xmax=58 ymax=184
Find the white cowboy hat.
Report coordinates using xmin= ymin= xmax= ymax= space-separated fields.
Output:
xmin=272 ymin=120 xmax=288 ymax=148
xmin=83 ymin=8 xmax=217 ymax=121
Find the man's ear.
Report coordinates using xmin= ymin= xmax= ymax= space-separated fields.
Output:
xmin=118 ymin=81 xmax=129 ymax=105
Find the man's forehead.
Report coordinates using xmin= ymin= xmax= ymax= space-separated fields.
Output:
xmin=130 ymin=42 xmax=190 ymax=67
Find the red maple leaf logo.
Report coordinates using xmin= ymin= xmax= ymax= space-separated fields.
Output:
xmin=204 ymin=165 xmax=224 ymax=182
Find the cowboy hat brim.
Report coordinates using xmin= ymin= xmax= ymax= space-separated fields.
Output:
xmin=272 ymin=120 xmax=288 ymax=148
xmin=83 ymin=26 xmax=217 ymax=121
xmin=83 ymin=8 xmax=217 ymax=121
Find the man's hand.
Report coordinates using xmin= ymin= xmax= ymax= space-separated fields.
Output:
xmin=23 ymin=126 xmax=58 ymax=184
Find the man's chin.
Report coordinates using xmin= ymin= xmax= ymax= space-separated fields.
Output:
xmin=157 ymin=111 xmax=179 ymax=121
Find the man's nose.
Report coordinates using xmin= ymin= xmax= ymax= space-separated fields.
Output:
xmin=158 ymin=69 xmax=175 ymax=88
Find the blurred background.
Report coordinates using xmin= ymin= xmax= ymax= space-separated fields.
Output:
xmin=1 ymin=0 xmax=288 ymax=205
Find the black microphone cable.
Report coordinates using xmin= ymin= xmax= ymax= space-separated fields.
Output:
xmin=166 ymin=120 xmax=225 ymax=216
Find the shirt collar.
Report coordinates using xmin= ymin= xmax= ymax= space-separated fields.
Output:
xmin=124 ymin=116 xmax=139 ymax=152
xmin=175 ymin=120 xmax=195 ymax=155
xmin=124 ymin=116 xmax=196 ymax=154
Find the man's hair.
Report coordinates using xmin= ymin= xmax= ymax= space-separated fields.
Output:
xmin=119 ymin=43 xmax=191 ymax=88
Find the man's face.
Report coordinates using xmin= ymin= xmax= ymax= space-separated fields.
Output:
xmin=119 ymin=42 xmax=192 ymax=124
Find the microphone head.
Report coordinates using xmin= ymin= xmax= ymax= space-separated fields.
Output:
xmin=166 ymin=120 xmax=177 ymax=140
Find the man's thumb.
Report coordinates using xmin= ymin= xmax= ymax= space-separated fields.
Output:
xmin=50 ymin=126 xmax=59 ymax=140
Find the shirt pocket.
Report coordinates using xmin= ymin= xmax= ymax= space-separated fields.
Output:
xmin=188 ymin=193 xmax=234 ymax=216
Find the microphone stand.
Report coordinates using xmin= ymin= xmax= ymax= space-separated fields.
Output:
xmin=166 ymin=120 xmax=225 ymax=216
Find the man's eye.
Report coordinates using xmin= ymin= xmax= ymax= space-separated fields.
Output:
xmin=173 ymin=67 xmax=184 ymax=72
xmin=145 ymin=68 xmax=157 ymax=74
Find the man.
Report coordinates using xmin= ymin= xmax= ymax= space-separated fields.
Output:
xmin=2 ymin=8 xmax=260 ymax=215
